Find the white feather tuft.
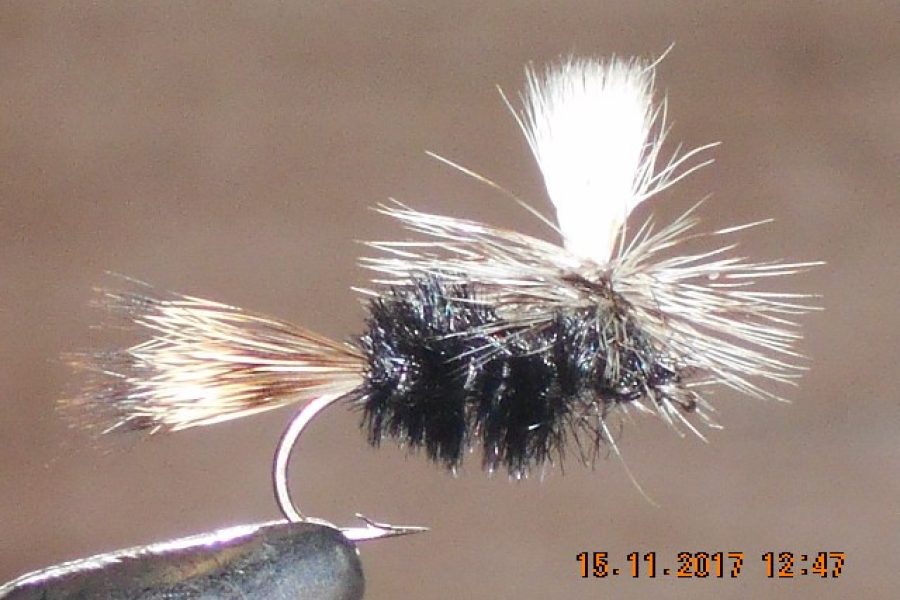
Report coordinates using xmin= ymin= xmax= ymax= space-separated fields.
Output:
xmin=513 ymin=56 xmax=714 ymax=265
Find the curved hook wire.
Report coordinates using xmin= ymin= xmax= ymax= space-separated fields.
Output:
xmin=272 ymin=394 xmax=429 ymax=540
xmin=273 ymin=394 xmax=344 ymax=523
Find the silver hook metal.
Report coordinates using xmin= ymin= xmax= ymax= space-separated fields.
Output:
xmin=272 ymin=394 xmax=428 ymax=538
xmin=273 ymin=394 xmax=343 ymax=522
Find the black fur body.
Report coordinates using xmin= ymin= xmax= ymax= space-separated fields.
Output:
xmin=351 ymin=276 xmax=682 ymax=477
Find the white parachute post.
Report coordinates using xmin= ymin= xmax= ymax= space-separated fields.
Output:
xmin=513 ymin=56 xmax=714 ymax=265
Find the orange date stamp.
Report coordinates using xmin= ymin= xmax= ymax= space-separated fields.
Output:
xmin=576 ymin=551 xmax=845 ymax=579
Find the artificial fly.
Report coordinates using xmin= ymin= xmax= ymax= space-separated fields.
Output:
xmin=64 ymin=55 xmax=819 ymax=526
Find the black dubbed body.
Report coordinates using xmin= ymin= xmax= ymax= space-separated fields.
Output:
xmin=352 ymin=276 xmax=681 ymax=477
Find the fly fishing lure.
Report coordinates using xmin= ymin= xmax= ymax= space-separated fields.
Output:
xmin=65 ymin=55 xmax=818 ymax=522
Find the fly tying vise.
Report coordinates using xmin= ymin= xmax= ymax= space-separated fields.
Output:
xmin=64 ymin=54 xmax=820 ymax=527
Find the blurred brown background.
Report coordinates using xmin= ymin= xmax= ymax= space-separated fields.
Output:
xmin=0 ymin=1 xmax=897 ymax=598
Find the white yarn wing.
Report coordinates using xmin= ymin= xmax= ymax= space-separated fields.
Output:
xmin=516 ymin=57 xmax=709 ymax=266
